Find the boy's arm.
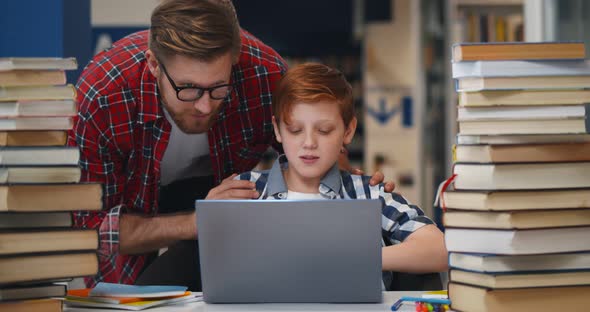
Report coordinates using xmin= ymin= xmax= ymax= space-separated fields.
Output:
xmin=382 ymin=224 xmax=448 ymax=273
xmin=377 ymin=186 xmax=448 ymax=273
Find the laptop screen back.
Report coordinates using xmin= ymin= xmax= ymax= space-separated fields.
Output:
xmin=196 ymin=199 xmax=382 ymax=303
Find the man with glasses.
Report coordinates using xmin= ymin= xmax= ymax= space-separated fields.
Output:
xmin=69 ymin=0 xmax=393 ymax=290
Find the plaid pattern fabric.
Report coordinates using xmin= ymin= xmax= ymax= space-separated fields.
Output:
xmin=67 ymin=29 xmax=287 ymax=287
xmin=237 ymin=156 xmax=434 ymax=244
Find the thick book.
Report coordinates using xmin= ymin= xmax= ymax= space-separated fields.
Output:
xmin=0 ymin=229 xmax=98 ymax=256
xmin=457 ymin=133 xmax=590 ymax=145
xmin=454 ymin=143 xmax=590 ymax=163
xmin=452 ymin=59 xmax=590 ymax=78
xmin=0 ymin=131 xmax=67 ymax=146
xmin=0 ymin=70 xmax=66 ymax=87
xmin=450 ymin=269 xmax=590 ymax=289
xmin=0 ymin=117 xmax=73 ymax=131
xmin=0 ymin=183 xmax=102 ymax=212
xmin=458 ymin=118 xmax=589 ymax=135
xmin=0 ymin=146 xmax=79 ymax=166
xmin=0 ymin=85 xmax=75 ymax=101
xmin=457 ymin=75 xmax=590 ymax=92
xmin=449 ymin=252 xmax=590 ymax=273
xmin=0 ymin=166 xmax=81 ymax=184
xmin=0 ymin=283 xmax=66 ymax=301
xmin=443 ymin=209 xmax=590 ymax=229
xmin=457 ymin=104 xmax=589 ymax=121
xmin=453 ymin=162 xmax=590 ymax=190
xmin=0 ymin=100 xmax=76 ymax=117
xmin=0 ymin=252 xmax=98 ymax=284
xmin=0 ymin=298 xmax=62 ymax=312
xmin=0 ymin=212 xmax=72 ymax=229
xmin=442 ymin=189 xmax=590 ymax=211
xmin=449 ymin=283 xmax=590 ymax=312
xmin=452 ymin=42 xmax=586 ymax=62
xmin=0 ymin=57 xmax=77 ymax=71
xmin=445 ymin=227 xmax=590 ymax=254
xmin=459 ymin=89 xmax=590 ymax=107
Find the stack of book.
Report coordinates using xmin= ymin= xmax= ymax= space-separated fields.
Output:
xmin=0 ymin=58 xmax=102 ymax=312
xmin=65 ymin=283 xmax=201 ymax=310
xmin=444 ymin=42 xmax=590 ymax=312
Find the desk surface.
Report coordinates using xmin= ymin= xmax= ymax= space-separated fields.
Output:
xmin=64 ymin=291 xmax=425 ymax=312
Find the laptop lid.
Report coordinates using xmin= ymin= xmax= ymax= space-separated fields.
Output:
xmin=196 ymin=199 xmax=382 ymax=303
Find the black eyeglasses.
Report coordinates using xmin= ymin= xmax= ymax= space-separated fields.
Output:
xmin=158 ymin=61 xmax=232 ymax=102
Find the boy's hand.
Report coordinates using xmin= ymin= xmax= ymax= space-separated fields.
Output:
xmin=205 ymin=174 xmax=259 ymax=199
xmin=352 ymin=169 xmax=396 ymax=193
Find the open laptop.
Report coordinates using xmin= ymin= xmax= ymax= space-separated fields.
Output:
xmin=196 ymin=199 xmax=383 ymax=303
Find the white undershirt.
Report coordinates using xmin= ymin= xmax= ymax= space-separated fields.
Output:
xmin=286 ymin=190 xmax=325 ymax=200
xmin=160 ymin=108 xmax=212 ymax=186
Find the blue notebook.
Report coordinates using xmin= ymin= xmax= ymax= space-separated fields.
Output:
xmin=89 ymin=283 xmax=187 ymax=298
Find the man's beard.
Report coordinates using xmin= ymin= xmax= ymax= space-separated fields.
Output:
xmin=160 ymin=95 xmax=223 ymax=135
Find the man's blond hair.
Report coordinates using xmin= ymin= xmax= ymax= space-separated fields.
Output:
xmin=149 ymin=0 xmax=241 ymax=63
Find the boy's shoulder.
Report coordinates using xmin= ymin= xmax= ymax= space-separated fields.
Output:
xmin=235 ymin=170 xmax=270 ymax=182
xmin=341 ymin=170 xmax=380 ymax=186
xmin=340 ymin=171 xmax=383 ymax=197
xmin=234 ymin=170 xmax=271 ymax=193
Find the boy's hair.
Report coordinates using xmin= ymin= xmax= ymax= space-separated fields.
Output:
xmin=273 ymin=63 xmax=354 ymax=126
xmin=149 ymin=0 xmax=241 ymax=63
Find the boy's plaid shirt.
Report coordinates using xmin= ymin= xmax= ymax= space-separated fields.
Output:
xmin=67 ymin=29 xmax=287 ymax=287
xmin=237 ymin=156 xmax=434 ymax=243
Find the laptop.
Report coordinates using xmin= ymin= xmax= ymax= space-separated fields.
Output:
xmin=196 ymin=199 xmax=383 ymax=303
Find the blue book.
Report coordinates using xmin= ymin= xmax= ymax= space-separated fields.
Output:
xmin=89 ymin=283 xmax=187 ymax=298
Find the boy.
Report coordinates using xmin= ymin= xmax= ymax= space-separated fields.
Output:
xmin=234 ymin=63 xmax=448 ymax=286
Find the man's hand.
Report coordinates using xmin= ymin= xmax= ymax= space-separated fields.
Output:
xmin=351 ymin=168 xmax=396 ymax=193
xmin=205 ymin=174 xmax=259 ymax=199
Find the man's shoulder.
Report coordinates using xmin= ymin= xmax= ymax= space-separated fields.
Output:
xmin=78 ymin=30 xmax=150 ymax=100
xmin=236 ymin=29 xmax=287 ymax=75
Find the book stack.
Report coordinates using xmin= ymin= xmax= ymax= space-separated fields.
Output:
xmin=0 ymin=58 xmax=102 ymax=312
xmin=444 ymin=43 xmax=590 ymax=312
xmin=64 ymin=282 xmax=201 ymax=310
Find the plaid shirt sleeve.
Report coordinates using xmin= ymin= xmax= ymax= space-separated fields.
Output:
xmin=67 ymin=66 xmax=133 ymax=269
xmin=377 ymin=185 xmax=434 ymax=244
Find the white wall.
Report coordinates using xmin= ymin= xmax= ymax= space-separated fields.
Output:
xmin=91 ymin=0 xmax=160 ymax=26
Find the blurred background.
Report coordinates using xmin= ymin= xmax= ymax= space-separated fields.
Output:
xmin=1 ymin=0 xmax=589 ymax=224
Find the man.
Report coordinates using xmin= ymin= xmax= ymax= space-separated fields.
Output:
xmin=69 ymin=0 xmax=392 ymax=290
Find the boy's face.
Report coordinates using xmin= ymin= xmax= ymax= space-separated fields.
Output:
xmin=273 ymin=101 xmax=356 ymax=188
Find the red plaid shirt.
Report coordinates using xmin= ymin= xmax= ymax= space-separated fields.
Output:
xmin=68 ymin=30 xmax=287 ymax=287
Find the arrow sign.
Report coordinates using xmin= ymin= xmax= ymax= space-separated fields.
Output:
xmin=367 ymin=96 xmax=413 ymax=127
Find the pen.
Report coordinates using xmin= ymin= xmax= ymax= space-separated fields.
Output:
xmin=400 ymin=296 xmax=451 ymax=305
xmin=390 ymin=298 xmax=403 ymax=311
xmin=391 ymin=296 xmax=451 ymax=311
